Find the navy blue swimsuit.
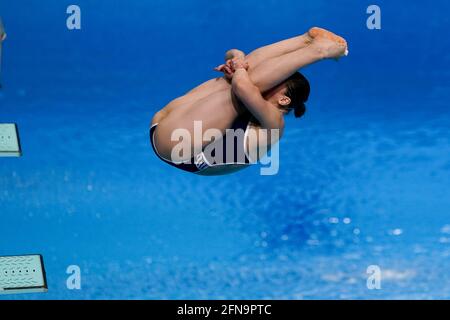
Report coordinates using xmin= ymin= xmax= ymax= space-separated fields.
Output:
xmin=150 ymin=112 xmax=252 ymax=173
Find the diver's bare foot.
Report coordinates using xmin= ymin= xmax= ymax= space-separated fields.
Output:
xmin=308 ymin=27 xmax=348 ymax=59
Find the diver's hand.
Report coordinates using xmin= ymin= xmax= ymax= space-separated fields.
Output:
xmin=214 ymin=61 xmax=234 ymax=80
xmin=214 ymin=57 xmax=249 ymax=79
xmin=229 ymin=57 xmax=249 ymax=71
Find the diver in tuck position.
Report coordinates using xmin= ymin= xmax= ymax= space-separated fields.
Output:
xmin=149 ymin=27 xmax=348 ymax=175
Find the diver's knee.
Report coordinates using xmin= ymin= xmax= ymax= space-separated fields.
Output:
xmin=225 ymin=49 xmax=245 ymax=61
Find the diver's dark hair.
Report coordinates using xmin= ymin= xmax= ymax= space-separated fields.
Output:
xmin=285 ymin=72 xmax=310 ymax=118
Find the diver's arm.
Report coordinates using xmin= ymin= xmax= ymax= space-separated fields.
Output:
xmin=232 ymin=67 xmax=283 ymax=129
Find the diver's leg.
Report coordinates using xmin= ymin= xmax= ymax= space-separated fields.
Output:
xmin=152 ymin=28 xmax=346 ymax=126
xmin=173 ymin=30 xmax=318 ymax=98
xmin=154 ymin=29 xmax=322 ymax=118
xmin=245 ymin=32 xmax=313 ymax=68
xmin=248 ymin=46 xmax=322 ymax=92
xmin=247 ymin=28 xmax=347 ymax=92
xmin=220 ymin=33 xmax=313 ymax=76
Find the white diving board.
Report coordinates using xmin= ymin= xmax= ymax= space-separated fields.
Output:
xmin=0 ymin=255 xmax=48 ymax=294
xmin=0 ymin=123 xmax=22 ymax=157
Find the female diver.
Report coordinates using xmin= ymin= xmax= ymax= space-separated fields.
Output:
xmin=150 ymin=27 xmax=348 ymax=175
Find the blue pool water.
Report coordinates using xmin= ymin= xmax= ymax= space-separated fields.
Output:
xmin=1 ymin=0 xmax=450 ymax=299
